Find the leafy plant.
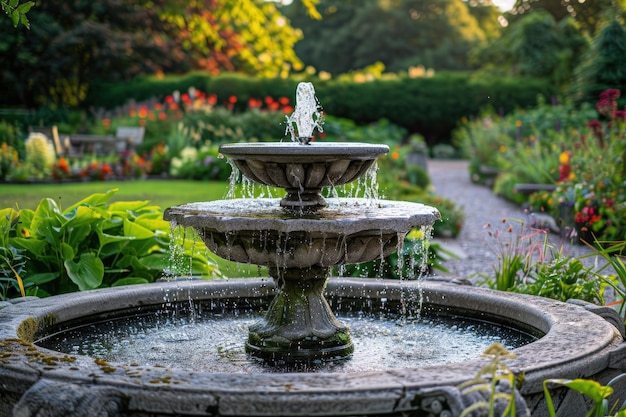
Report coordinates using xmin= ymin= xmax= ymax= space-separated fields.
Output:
xmin=582 ymin=240 xmax=626 ymax=319
xmin=544 ymin=376 xmax=626 ymax=417
xmin=514 ymin=248 xmax=605 ymax=304
xmin=458 ymin=343 xmax=522 ymax=417
xmin=1 ymin=0 xmax=34 ymax=29
xmin=478 ymin=218 xmax=605 ymax=304
xmin=0 ymin=189 xmax=219 ymax=299
xmin=478 ymin=218 xmax=549 ymax=291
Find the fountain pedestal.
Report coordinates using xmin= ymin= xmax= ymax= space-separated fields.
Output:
xmin=247 ymin=267 xmax=353 ymax=362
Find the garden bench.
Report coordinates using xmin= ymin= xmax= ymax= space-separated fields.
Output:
xmin=68 ymin=127 xmax=145 ymax=156
xmin=513 ymin=183 xmax=557 ymax=195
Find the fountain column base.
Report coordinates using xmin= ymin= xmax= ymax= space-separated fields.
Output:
xmin=280 ymin=189 xmax=327 ymax=211
xmin=246 ymin=267 xmax=353 ymax=363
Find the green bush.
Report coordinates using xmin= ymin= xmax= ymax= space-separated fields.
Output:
xmin=0 ymin=189 xmax=219 ymax=299
xmin=86 ymin=72 xmax=555 ymax=145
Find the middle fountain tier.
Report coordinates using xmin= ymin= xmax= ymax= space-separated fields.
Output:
xmin=164 ymin=142 xmax=440 ymax=364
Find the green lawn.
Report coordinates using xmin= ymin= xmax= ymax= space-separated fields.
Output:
xmin=0 ymin=179 xmax=231 ymax=210
xmin=0 ymin=179 xmax=267 ymax=278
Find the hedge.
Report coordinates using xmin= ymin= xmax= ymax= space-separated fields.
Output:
xmin=86 ymin=72 xmax=556 ymax=144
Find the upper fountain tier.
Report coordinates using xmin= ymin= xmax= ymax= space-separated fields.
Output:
xmin=219 ymin=142 xmax=389 ymax=211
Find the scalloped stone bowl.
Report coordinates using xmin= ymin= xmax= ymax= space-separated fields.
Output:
xmin=219 ymin=142 xmax=389 ymax=210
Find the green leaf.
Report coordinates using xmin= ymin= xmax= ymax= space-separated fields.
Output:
xmin=137 ymin=253 xmax=166 ymax=270
xmin=123 ymin=218 xmax=155 ymax=240
xmin=10 ymin=237 xmax=47 ymax=255
xmin=64 ymin=253 xmax=104 ymax=291
xmin=11 ymin=10 xmax=20 ymax=28
xmin=111 ymin=277 xmax=150 ymax=287
xmin=59 ymin=242 xmax=75 ymax=261
xmin=108 ymin=200 xmax=151 ymax=212
xmin=546 ymin=378 xmax=613 ymax=403
xmin=23 ymin=272 xmax=59 ymax=285
xmin=17 ymin=1 xmax=34 ymax=14
xmin=63 ymin=188 xmax=118 ymax=213
xmin=9 ymin=0 xmax=18 ymax=8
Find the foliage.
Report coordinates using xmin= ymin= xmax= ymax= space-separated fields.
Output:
xmin=458 ymin=343 xmax=521 ymax=417
xmin=0 ymin=189 xmax=219 ymax=300
xmin=0 ymin=143 xmax=18 ymax=181
xmin=380 ymin=182 xmax=464 ymax=239
xmin=477 ymin=218 xmax=605 ymax=304
xmin=514 ymin=248 xmax=605 ymax=304
xmin=459 ymin=344 xmax=626 ymax=417
xmin=457 ymin=90 xmax=625 ymax=242
xmin=0 ymin=0 xmax=304 ymax=108
xmin=23 ymin=133 xmax=55 ymax=179
xmin=572 ymin=19 xmax=626 ymax=104
xmin=83 ymin=71 xmax=554 ymax=146
xmin=508 ymin=0 xmax=625 ymax=36
xmin=283 ymin=0 xmax=491 ymax=74
xmin=471 ymin=11 xmax=589 ymax=92
xmin=543 ymin=375 xmax=626 ymax=417
xmin=169 ymin=144 xmax=230 ymax=181
xmin=1 ymin=0 xmax=33 ymax=28
xmin=582 ymin=240 xmax=626 ymax=320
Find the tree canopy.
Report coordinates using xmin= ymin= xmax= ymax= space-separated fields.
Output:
xmin=508 ymin=0 xmax=626 ymax=36
xmin=0 ymin=0 xmax=304 ymax=108
xmin=283 ymin=0 xmax=496 ymax=74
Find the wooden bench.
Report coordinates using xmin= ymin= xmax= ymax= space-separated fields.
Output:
xmin=513 ymin=183 xmax=557 ymax=195
xmin=67 ymin=127 xmax=146 ymax=156
xmin=29 ymin=126 xmax=145 ymax=157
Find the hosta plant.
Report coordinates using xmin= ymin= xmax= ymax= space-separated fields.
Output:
xmin=0 ymin=189 xmax=219 ymax=299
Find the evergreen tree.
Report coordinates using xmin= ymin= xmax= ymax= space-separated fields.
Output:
xmin=572 ymin=19 xmax=626 ymax=104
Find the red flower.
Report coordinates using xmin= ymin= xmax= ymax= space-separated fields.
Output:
xmin=586 ymin=120 xmax=602 ymax=129
xmin=600 ymin=89 xmax=620 ymax=101
xmin=248 ymin=98 xmax=262 ymax=109
xmin=614 ymin=110 xmax=626 ymax=120
xmin=207 ymin=94 xmax=218 ymax=105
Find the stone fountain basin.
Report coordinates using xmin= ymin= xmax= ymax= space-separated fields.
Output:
xmin=164 ymin=198 xmax=440 ymax=268
xmin=219 ymin=142 xmax=389 ymax=190
xmin=1 ymin=278 xmax=625 ymax=416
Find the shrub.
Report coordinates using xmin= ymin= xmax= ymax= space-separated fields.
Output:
xmin=86 ymin=72 xmax=555 ymax=146
xmin=0 ymin=189 xmax=219 ymax=299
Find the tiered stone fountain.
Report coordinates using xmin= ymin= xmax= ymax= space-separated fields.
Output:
xmin=1 ymin=83 xmax=625 ymax=417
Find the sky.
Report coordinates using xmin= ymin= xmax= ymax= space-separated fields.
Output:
xmin=492 ymin=0 xmax=516 ymax=11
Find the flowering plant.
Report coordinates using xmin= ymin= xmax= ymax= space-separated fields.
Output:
xmin=51 ymin=157 xmax=71 ymax=180
xmin=81 ymin=161 xmax=113 ymax=181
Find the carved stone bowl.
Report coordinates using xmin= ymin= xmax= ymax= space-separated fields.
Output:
xmin=219 ymin=143 xmax=389 ymax=210
xmin=164 ymin=198 xmax=440 ymax=269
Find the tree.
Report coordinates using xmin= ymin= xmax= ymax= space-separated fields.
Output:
xmin=507 ymin=0 xmax=626 ymax=36
xmin=1 ymin=0 xmax=33 ymax=28
xmin=470 ymin=11 xmax=589 ymax=91
xmin=571 ymin=19 xmax=626 ymax=103
xmin=0 ymin=0 xmax=304 ymax=108
xmin=283 ymin=0 xmax=490 ymax=74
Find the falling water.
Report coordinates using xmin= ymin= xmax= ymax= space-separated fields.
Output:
xmin=284 ymin=82 xmax=324 ymax=145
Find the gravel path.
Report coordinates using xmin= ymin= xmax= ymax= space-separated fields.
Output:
xmin=427 ymin=159 xmax=598 ymax=280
